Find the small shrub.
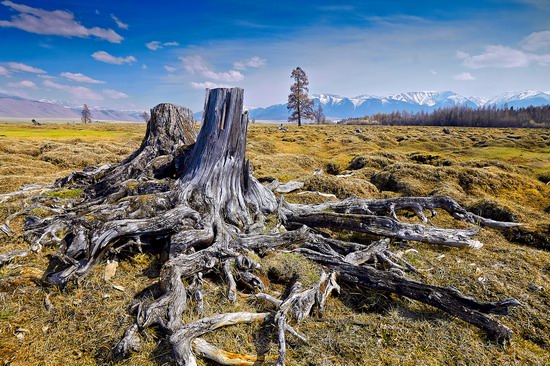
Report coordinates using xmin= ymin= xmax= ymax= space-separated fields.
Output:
xmin=468 ymin=200 xmax=519 ymax=222
xmin=348 ymin=156 xmax=367 ymax=170
xmin=325 ymin=162 xmax=341 ymax=175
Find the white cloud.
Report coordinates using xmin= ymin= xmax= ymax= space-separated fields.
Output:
xmin=141 ymin=64 xmax=147 ymax=70
xmin=164 ymin=65 xmax=176 ymax=72
xmin=7 ymin=80 xmax=36 ymax=88
xmin=6 ymin=62 xmax=45 ymax=73
xmin=521 ymin=30 xmax=550 ymax=51
xmin=190 ymin=81 xmax=232 ymax=89
xmin=233 ymin=56 xmax=267 ymax=70
xmin=0 ymin=65 xmax=10 ymax=77
xmin=0 ymin=87 xmax=29 ymax=98
xmin=456 ymin=50 xmax=469 ymax=59
xmin=103 ymin=89 xmax=128 ymax=99
xmin=37 ymin=74 xmax=56 ymax=79
xmin=0 ymin=1 xmax=123 ymax=43
xmin=43 ymin=80 xmax=103 ymax=100
xmin=60 ymin=72 xmax=104 ymax=84
xmin=182 ymin=55 xmax=244 ymax=82
xmin=92 ymin=51 xmax=136 ymax=65
xmin=110 ymin=14 xmax=128 ymax=30
xmin=453 ymin=72 xmax=476 ymax=81
xmin=430 ymin=69 xmax=438 ymax=75
xmin=146 ymin=41 xmax=161 ymax=51
xmin=458 ymin=45 xmax=550 ymax=68
xmin=146 ymin=40 xmax=179 ymax=51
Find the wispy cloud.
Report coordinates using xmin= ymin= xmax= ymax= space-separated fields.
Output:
xmin=453 ymin=72 xmax=476 ymax=81
xmin=43 ymin=80 xmax=103 ymax=100
xmin=6 ymin=61 xmax=45 ymax=73
xmin=92 ymin=51 xmax=136 ymax=65
xmin=0 ymin=66 xmax=10 ymax=77
xmin=60 ymin=72 xmax=104 ymax=84
xmin=146 ymin=40 xmax=179 ymax=51
xmin=521 ymin=30 xmax=550 ymax=51
xmin=0 ymin=1 xmax=123 ymax=43
xmin=233 ymin=56 xmax=266 ymax=70
xmin=164 ymin=65 xmax=177 ymax=72
xmin=103 ymin=89 xmax=128 ymax=99
xmin=110 ymin=14 xmax=128 ymax=30
xmin=318 ymin=5 xmax=354 ymax=11
xmin=37 ymin=74 xmax=55 ymax=79
xmin=182 ymin=55 xmax=244 ymax=82
xmin=0 ymin=87 xmax=29 ymax=98
xmin=457 ymin=45 xmax=550 ymax=68
xmin=190 ymin=81 xmax=231 ymax=89
xmin=7 ymin=80 xmax=36 ymax=88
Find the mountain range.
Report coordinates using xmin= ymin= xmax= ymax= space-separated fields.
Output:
xmin=1 ymin=90 xmax=550 ymax=122
xmin=244 ymin=90 xmax=550 ymax=121
xmin=0 ymin=93 xmax=144 ymax=121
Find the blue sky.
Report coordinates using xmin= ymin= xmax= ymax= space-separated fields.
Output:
xmin=0 ymin=0 xmax=549 ymax=111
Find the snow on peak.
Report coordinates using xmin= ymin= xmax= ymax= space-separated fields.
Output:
xmin=314 ymin=93 xmax=344 ymax=105
xmin=486 ymin=90 xmax=550 ymax=105
xmin=388 ymin=91 xmax=457 ymax=107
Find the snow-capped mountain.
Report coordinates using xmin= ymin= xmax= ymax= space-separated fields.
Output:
xmin=485 ymin=90 xmax=550 ymax=108
xmin=245 ymin=90 xmax=550 ymax=120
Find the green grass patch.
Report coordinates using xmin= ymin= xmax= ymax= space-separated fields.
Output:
xmin=45 ymin=188 xmax=83 ymax=199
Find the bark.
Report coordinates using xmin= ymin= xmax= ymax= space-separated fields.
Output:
xmin=0 ymin=88 xmax=523 ymax=365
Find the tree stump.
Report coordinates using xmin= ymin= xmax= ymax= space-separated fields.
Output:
xmin=2 ymin=88 xmax=521 ymax=365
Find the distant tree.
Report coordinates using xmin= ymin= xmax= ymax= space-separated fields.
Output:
xmin=81 ymin=104 xmax=92 ymax=124
xmin=287 ymin=67 xmax=314 ymax=126
xmin=312 ymin=104 xmax=326 ymax=124
xmin=140 ymin=111 xmax=150 ymax=122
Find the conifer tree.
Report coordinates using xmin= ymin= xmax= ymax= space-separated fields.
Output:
xmin=287 ymin=67 xmax=313 ymax=126
xmin=81 ymin=104 xmax=92 ymax=124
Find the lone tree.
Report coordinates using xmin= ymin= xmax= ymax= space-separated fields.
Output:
xmin=1 ymin=88 xmax=522 ymax=365
xmin=81 ymin=104 xmax=92 ymax=124
xmin=312 ymin=104 xmax=326 ymax=124
xmin=288 ymin=67 xmax=314 ymax=126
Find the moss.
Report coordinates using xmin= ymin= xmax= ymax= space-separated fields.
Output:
xmin=45 ymin=188 xmax=83 ymax=199
xmin=0 ymin=306 xmax=12 ymax=321
xmin=28 ymin=207 xmax=54 ymax=218
xmin=261 ymin=252 xmax=322 ymax=288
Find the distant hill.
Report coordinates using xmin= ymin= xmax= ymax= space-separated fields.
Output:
xmin=0 ymin=95 xmax=145 ymax=122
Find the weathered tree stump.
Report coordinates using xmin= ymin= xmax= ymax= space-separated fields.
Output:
xmin=1 ymin=88 xmax=521 ymax=365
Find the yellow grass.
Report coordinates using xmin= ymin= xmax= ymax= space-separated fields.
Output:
xmin=0 ymin=122 xmax=549 ymax=365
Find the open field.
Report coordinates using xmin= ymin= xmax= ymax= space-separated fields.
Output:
xmin=0 ymin=122 xmax=549 ymax=365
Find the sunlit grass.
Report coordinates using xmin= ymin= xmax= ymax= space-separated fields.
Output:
xmin=0 ymin=122 xmax=549 ymax=365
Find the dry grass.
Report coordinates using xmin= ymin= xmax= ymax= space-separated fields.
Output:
xmin=0 ymin=122 xmax=549 ymax=365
